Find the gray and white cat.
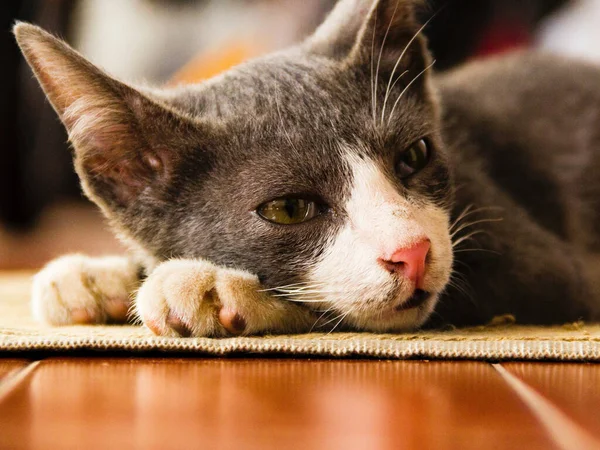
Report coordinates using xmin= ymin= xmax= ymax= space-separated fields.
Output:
xmin=15 ymin=0 xmax=600 ymax=337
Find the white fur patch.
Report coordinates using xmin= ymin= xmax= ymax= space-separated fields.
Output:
xmin=135 ymin=259 xmax=315 ymax=337
xmin=31 ymin=254 xmax=140 ymax=325
xmin=308 ymin=152 xmax=453 ymax=332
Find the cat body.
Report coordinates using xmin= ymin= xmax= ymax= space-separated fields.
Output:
xmin=436 ymin=52 xmax=600 ymax=326
xmin=16 ymin=0 xmax=600 ymax=337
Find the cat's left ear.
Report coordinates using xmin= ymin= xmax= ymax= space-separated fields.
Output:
xmin=305 ymin=0 xmax=430 ymax=73
xmin=14 ymin=22 xmax=197 ymax=212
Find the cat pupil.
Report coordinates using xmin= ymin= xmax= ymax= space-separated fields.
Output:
xmin=285 ymin=200 xmax=299 ymax=218
xmin=256 ymin=198 xmax=316 ymax=224
xmin=397 ymin=139 xmax=429 ymax=178
xmin=407 ymin=149 xmax=419 ymax=167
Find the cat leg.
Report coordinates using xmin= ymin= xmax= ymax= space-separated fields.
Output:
xmin=135 ymin=259 xmax=315 ymax=337
xmin=31 ymin=254 xmax=141 ymax=325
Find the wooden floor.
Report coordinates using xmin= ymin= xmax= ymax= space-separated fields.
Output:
xmin=0 ymin=359 xmax=598 ymax=450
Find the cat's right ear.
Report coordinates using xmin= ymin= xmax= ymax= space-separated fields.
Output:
xmin=305 ymin=0 xmax=429 ymax=72
xmin=14 ymin=23 xmax=194 ymax=211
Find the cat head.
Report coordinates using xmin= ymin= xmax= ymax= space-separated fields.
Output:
xmin=15 ymin=0 xmax=454 ymax=332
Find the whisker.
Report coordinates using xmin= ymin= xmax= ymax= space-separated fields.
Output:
xmin=329 ymin=311 xmax=350 ymax=334
xmin=448 ymin=268 xmax=477 ymax=305
xmin=447 ymin=278 xmax=477 ymax=307
xmin=450 ymin=218 xmax=503 ymax=238
xmin=387 ymin=59 xmax=436 ymax=126
xmin=320 ymin=311 xmax=347 ymax=329
xmin=449 ymin=204 xmax=476 ymax=232
xmin=370 ymin=7 xmax=378 ymax=125
xmin=271 ymin=285 xmax=334 ymax=292
xmin=258 ymin=282 xmax=327 ymax=292
xmin=272 ymin=296 xmax=326 ymax=304
xmin=452 ymin=230 xmax=489 ymax=248
xmin=452 ymin=258 xmax=473 ymax=272
xmin=272 ymin=289 xmax=342 ymax=296
xmin=373 ymin=0 xmax=400 ymax=127
xmin=310 ymin=306 xmax=337 ymax=332
xmin=454 ymin=248 xmax=501 ymax=256
xmin=381 ymin=16 xmax=435 ymax=125
xmin=450 ymin=206 xmax=505 ymax=232
xmin=383 ymin=69 xmax=408 ymax=106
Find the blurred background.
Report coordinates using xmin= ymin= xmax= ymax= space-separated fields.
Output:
xmin=1 ymin=0 xmax=598 ymax=270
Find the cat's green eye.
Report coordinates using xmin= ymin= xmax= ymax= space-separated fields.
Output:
xmin=257 ymin=198 xmax=319 ymax=225
xmin=397 ymin=139 xmax=430 ymax=178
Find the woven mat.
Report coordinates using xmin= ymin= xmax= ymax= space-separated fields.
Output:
xmin=1 ymin=272 xmax=599 ymax=360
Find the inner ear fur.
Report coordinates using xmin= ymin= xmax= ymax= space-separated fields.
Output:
xmin=14 ymin=22 xmax=191 ymax=209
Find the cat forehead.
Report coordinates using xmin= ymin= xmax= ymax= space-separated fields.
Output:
xmin=161 ymin=52 xmax=437 ymax=143
xmin=164 ymin=54 xmax=368 ymax=121
xmin=154 ymin=49 xmax=439 ymax=185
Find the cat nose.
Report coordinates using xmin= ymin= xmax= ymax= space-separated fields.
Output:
xmin=379 ymin=239 xmax=431 ymax=287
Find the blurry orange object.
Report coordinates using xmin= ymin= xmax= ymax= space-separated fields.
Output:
xmin=169 ymin=40 xmax=266 ymax=85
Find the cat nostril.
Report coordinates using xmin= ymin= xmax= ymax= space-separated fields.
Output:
xmin=379 ymin=239 xmax=431 ymax=287
xmin=379 ymin=259 xmax=406 ymax=274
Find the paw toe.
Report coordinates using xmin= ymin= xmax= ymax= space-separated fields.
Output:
xmin=219 ymin=307 xmax=247 ymax=336
xmin=166 ymin=311 xmax=193 ymax=337
xmin=70 ymin=308 xmax=102 ymax=325
xmin=104 ymin=298 xmax=131 ymax=322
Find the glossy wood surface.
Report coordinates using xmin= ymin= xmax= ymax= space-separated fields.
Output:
xmin=0 ymin=359 xmax=557 ymax=450
xmin=0 ymin=359 xmax=29 ymax=380
xmin=504 ymin=363 xmax=600 ymax=440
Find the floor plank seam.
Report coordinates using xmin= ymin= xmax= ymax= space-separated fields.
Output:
xmin=0 ymin=360 xmax=40 ymax=403
xmin=492 ymin=364 xmax=600 ymax=450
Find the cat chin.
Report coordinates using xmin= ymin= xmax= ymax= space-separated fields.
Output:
xmin=342 ymin=293 xmax=438 ymax=333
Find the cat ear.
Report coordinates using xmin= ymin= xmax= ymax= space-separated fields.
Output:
xmin=14 ymin=22 xmax=190 ymax=210
xmin=306 ymin=0 xmax=430 ymax=72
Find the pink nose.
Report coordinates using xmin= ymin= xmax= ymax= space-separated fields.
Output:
xmin=379 ymin=239 xmax=431 ymax=288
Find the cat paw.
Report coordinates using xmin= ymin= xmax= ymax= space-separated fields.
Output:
xmin=135 ymin=259 xmax=315 ymax=337
xmin=31 ymin=254 xmax=141 ymax=325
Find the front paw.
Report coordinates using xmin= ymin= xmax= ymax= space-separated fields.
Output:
xmin=135 ymin=259 xmax=315 ymax=337
xmin=31 ymin=255 xmax=140 ymax=325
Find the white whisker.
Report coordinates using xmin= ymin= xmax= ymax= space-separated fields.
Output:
xmin=310 ymin=305 xmax=337 ymax=332
xmin=452 ymin=230 xmax=488 ymax=248
xmin=373 ymin=0 xmax=400 ymax=128
xmin=449 ymin=204 xmax=476 ymax=231
xmin=328 ymin=311 xmax=350 ymax=334
xmin=381 ymin=16 xmax=434 ymax=125
xmin=451 ymin=218 xmax=504 ymax=239
xmin=258 ymin=282 xmax=327 ymax=292
xmin=273 ymin=297 xmax=326 ymax=304
xmin=387 ymin=59 xmax=436 ymax=126
xmin=370 ymin=8 xmax=378 ymax=125
xmin=319 ymin=311 xmax=347 ymax=328
xmin=273 ymin=289 xmax=342 ymax=296
xmin=454 ymin=248 xmax=501 ymax=256
xmin=383 ymin=69 xmax=408 ymax=106
xmin=451 ymin=205 xmax=505 ymax=230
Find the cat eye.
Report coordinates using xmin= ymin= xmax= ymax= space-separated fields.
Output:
xmin=257 ymin=198 xmax=320 ymax=225
xmin=396 ymin=139 xmax=430 ymax=178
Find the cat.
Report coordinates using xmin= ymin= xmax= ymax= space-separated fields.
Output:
xmin=15 ymin=0 xmax=600 ymax=337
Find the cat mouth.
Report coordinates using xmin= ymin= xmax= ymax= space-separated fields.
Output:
xmin=371 ymin=289 xmax=433 ymax=322
xmin=395 ymin=289 xmax=431 ymax=311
